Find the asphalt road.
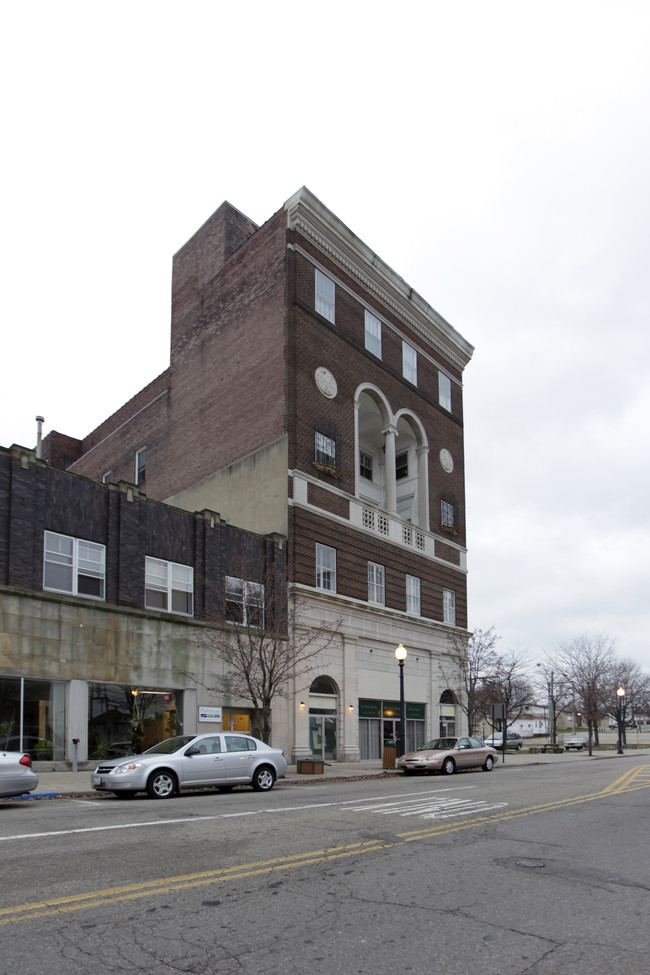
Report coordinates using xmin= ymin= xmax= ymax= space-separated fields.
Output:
xmin=2 ymin=756 xmax=649 ymax=975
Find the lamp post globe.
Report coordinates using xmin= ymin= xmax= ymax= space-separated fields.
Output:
xmin=616 ymin=687 xmax=626 ymax=754
xmin=395 ymin=644 xmax=407 ymax=756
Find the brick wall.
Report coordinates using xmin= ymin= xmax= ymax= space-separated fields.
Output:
xmin=0 ymin=447 xmax=286 ymax=625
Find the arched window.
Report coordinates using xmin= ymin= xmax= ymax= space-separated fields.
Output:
xmin=310 ymin=676 xmax=338 ymax=695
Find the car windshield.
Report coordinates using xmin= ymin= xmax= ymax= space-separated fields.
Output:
xmin=418 ymin=738 xmax=457 ymax=751
xmin=145 ymin=736 xmax=197 ymax=755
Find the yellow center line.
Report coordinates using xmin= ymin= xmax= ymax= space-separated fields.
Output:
xmin=2 ymin=766 xmax=649 ymax=926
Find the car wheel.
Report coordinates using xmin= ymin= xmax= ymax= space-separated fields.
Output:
xmin=252 ymin=766 xmax=276 ymax=792
xmin=441 ymin=757 xmax=455 ymax=775
xmin=482 ymin=755 xmax=494 ymax=771
xmin=516 ymin=743 xmax=522 ymax=750
xmin=146 ymin=770 xmax=177 ymax=799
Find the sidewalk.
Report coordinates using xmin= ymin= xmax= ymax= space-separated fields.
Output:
xmin=16 ymin=748 xmax=638 ymax=799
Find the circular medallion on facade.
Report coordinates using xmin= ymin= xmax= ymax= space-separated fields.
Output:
xmin=440 ymin=448 xmax=454 ymax=473
xmin=315 ymin=367 xmax=337 ymax=399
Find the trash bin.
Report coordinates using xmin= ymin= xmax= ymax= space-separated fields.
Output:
xmin=382 ymin=745 xmax=396 ymax=769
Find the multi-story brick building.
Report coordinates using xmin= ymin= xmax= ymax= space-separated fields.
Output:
xmin=40 ymin=187 xmax=474 ymax=763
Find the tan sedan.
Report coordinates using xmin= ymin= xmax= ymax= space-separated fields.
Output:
xmin=397 ymin=736 xmax=498 ymax=776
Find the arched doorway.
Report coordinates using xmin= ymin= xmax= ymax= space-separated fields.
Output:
xmin=439 ymin=689 xmax=457 ymax=736
xmin=309 ymin=676 xmax=338 ymax=761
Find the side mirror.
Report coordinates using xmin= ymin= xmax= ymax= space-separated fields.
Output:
xmin=185 ymin=746 xmax=200 ymax=757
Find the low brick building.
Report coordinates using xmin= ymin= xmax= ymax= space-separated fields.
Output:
xmin=0 ymin=445 xmax=287 ymax=763
xmin=34 ymin=187 xmax=474 ymax=763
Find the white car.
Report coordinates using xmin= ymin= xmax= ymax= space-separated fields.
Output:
xmin=564 ymin=735 xmax=588 ymax=751
xmin=0 ymin=751 xmax=39 ymax=798
xmin=91 ymin=732 xmax=287 ymax=798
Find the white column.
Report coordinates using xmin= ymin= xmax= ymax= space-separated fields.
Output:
xmin=382 ymin=423 xmax=399 ymax=514
xmin=416 ymin=444 xmax=430 ymax=530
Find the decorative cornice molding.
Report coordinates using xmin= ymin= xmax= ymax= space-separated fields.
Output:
xmin=285 ymin=188 xmax=474 ymax=372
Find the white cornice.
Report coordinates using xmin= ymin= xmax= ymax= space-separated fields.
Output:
xmin=284 ymin=187 xmax=474 ymax=372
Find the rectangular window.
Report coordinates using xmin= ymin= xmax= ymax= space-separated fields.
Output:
xmin=395 ymin=451 xmax=409 ymax=480
xmin=438 ymin=371 xmax=452 ymax=411
xmin=102 ymin=471 xmax=111 ymax=485
xmin=359 ymin=450 xmax=373 ymax=481
xmin=402 ymin=341 xmax=417 ymax=385
xmin=443 ymin=588 xmax=456 ymax=625
xmin=146 ymin=557 xmax=194 ymax=615
xmin=441 ymin=499 xmax=455 ymax=529
xmin=316 ymin=544 xmax=337 ymax=592
xmin=315 ymin=269 xmax=335 ymax=323
xmin=406 ymin=575 xmax=421 ymax=615
xmin=135 ymin=447 xmax=147 ymax=486
xmin=364 ymin=309 xmax=382 ymax=358
xmin=225 ymin=576 xmax=264 ymax=627
xmin=315 ymin=431 xmax=337 ymax=466
xmin=43 ymin=531 xmax=105 ymax=600
xmin=368 ymin=562 xmax=385 ymax=606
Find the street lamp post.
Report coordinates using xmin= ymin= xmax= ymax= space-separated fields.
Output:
xmin=395 ymin=643 xmax=407 ymax=756
xmin=617 ymin=686 xmax=626 ymax=754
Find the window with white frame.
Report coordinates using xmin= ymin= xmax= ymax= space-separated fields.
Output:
xmin=102 ymin=471 xmax=111 ymax=485
xmin=315 ymin=269 xmax=335 ymax=323
xmin=359 ymin=450 xmax=373 ymax=481
xmin=441 ymin=499 xmax=455 ymax=529
xmin=43 ymin=531 xmax=105 ymax=600
xmin=395 ymin=451 xmax=409 ymax=480
xmin=443 ymin=588 xmax=456 ymax=625
xmin=135 ymin=447 xmax=147 ymax=486
xmin=316 ymin=543 xmax=337 ymax=592
xmin=145 ymin=557 xmax=194 ymax=615
xmin=315 ymin=430 xmax=337 ymax=466
xmin=406 ymin=575 xmax=421 ymax=615
xmin=225 ymin=576 xmax=264 ymax=627
xmin=402 ymin=341 xmax=417 ymax=385
xmin=438 ymin=371 xmax=452 ymax=411
xmin=368 ymin=562 xmax=385 ymax=606
xmin=364 ymin=309 xmax=382 ymax=358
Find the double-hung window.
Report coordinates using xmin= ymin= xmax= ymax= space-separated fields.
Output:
xmin=364 ymin=310 xmax=382 ymax=358
xmin=438 ymin=371 xmax=452 ymax=411
xmin=43 ymin=531 xmax=105 ymax=600
xmin=359 ymin=450 xmax=373 ymax=481
xmin=225 ymin=577 xmax=265 ymax=627
xmin=402 ymin=341 xmax=417 ymax=385
xmin=395 ymin=451 xmax=409 ymax=480
xmin=441 ymin=499 xmax=455 ymax=529
xmin=316 ymin=544 xmax=337 ymax=592
xmin=145 ymin=557 xmax=194 ymax=615
xmin=443 ymin=588 xmax=456 ymax=625
xmin=368 ymin=562 xmax=385 ymax=606
xmin=315 ymin=431 xmax=337 ymax=466
xmin=315 ymin=269 xmax=335 ymax=323
xmin=406 ymin=575 xmax=421 ymax=615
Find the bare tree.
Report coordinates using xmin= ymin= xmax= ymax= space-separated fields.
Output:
xmin=441 ymin=626 xmax=500 ymax=735
xmin=606 ymin=658 xmax=650 ymax=747
xmin=554 ymin=633 xmax=616 ymax=755
xmin=181 ymin=549 xmax=340 ymax=744
xmin=534 ymin=661 xmax=574 ymax=744
xmin=480 ymin=650 xmax=535 ymax=731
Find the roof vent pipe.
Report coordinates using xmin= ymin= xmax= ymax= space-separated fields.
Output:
xmin=35 ymin=416 xmax=44 ymax=459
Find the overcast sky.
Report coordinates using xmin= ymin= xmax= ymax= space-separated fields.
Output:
xmin=2 ymin=2 xmax=649 ymax=671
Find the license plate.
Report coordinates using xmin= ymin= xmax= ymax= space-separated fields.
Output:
xmin=406 ymin=764 xmax=415 ymax=769
xmin=92 ymin=775 xmax=102 ymax=786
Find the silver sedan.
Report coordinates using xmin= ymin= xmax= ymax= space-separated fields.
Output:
xmin=0 ymin=751 xmax=39 ymax=798
xmin=91 ymin=732 xmax=287 ymax=798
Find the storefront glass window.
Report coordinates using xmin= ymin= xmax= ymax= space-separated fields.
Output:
xmin=88 ymin=683 xmax=182 ymax=759
xmin=0 ymin=676 xmax=66 ymax=760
